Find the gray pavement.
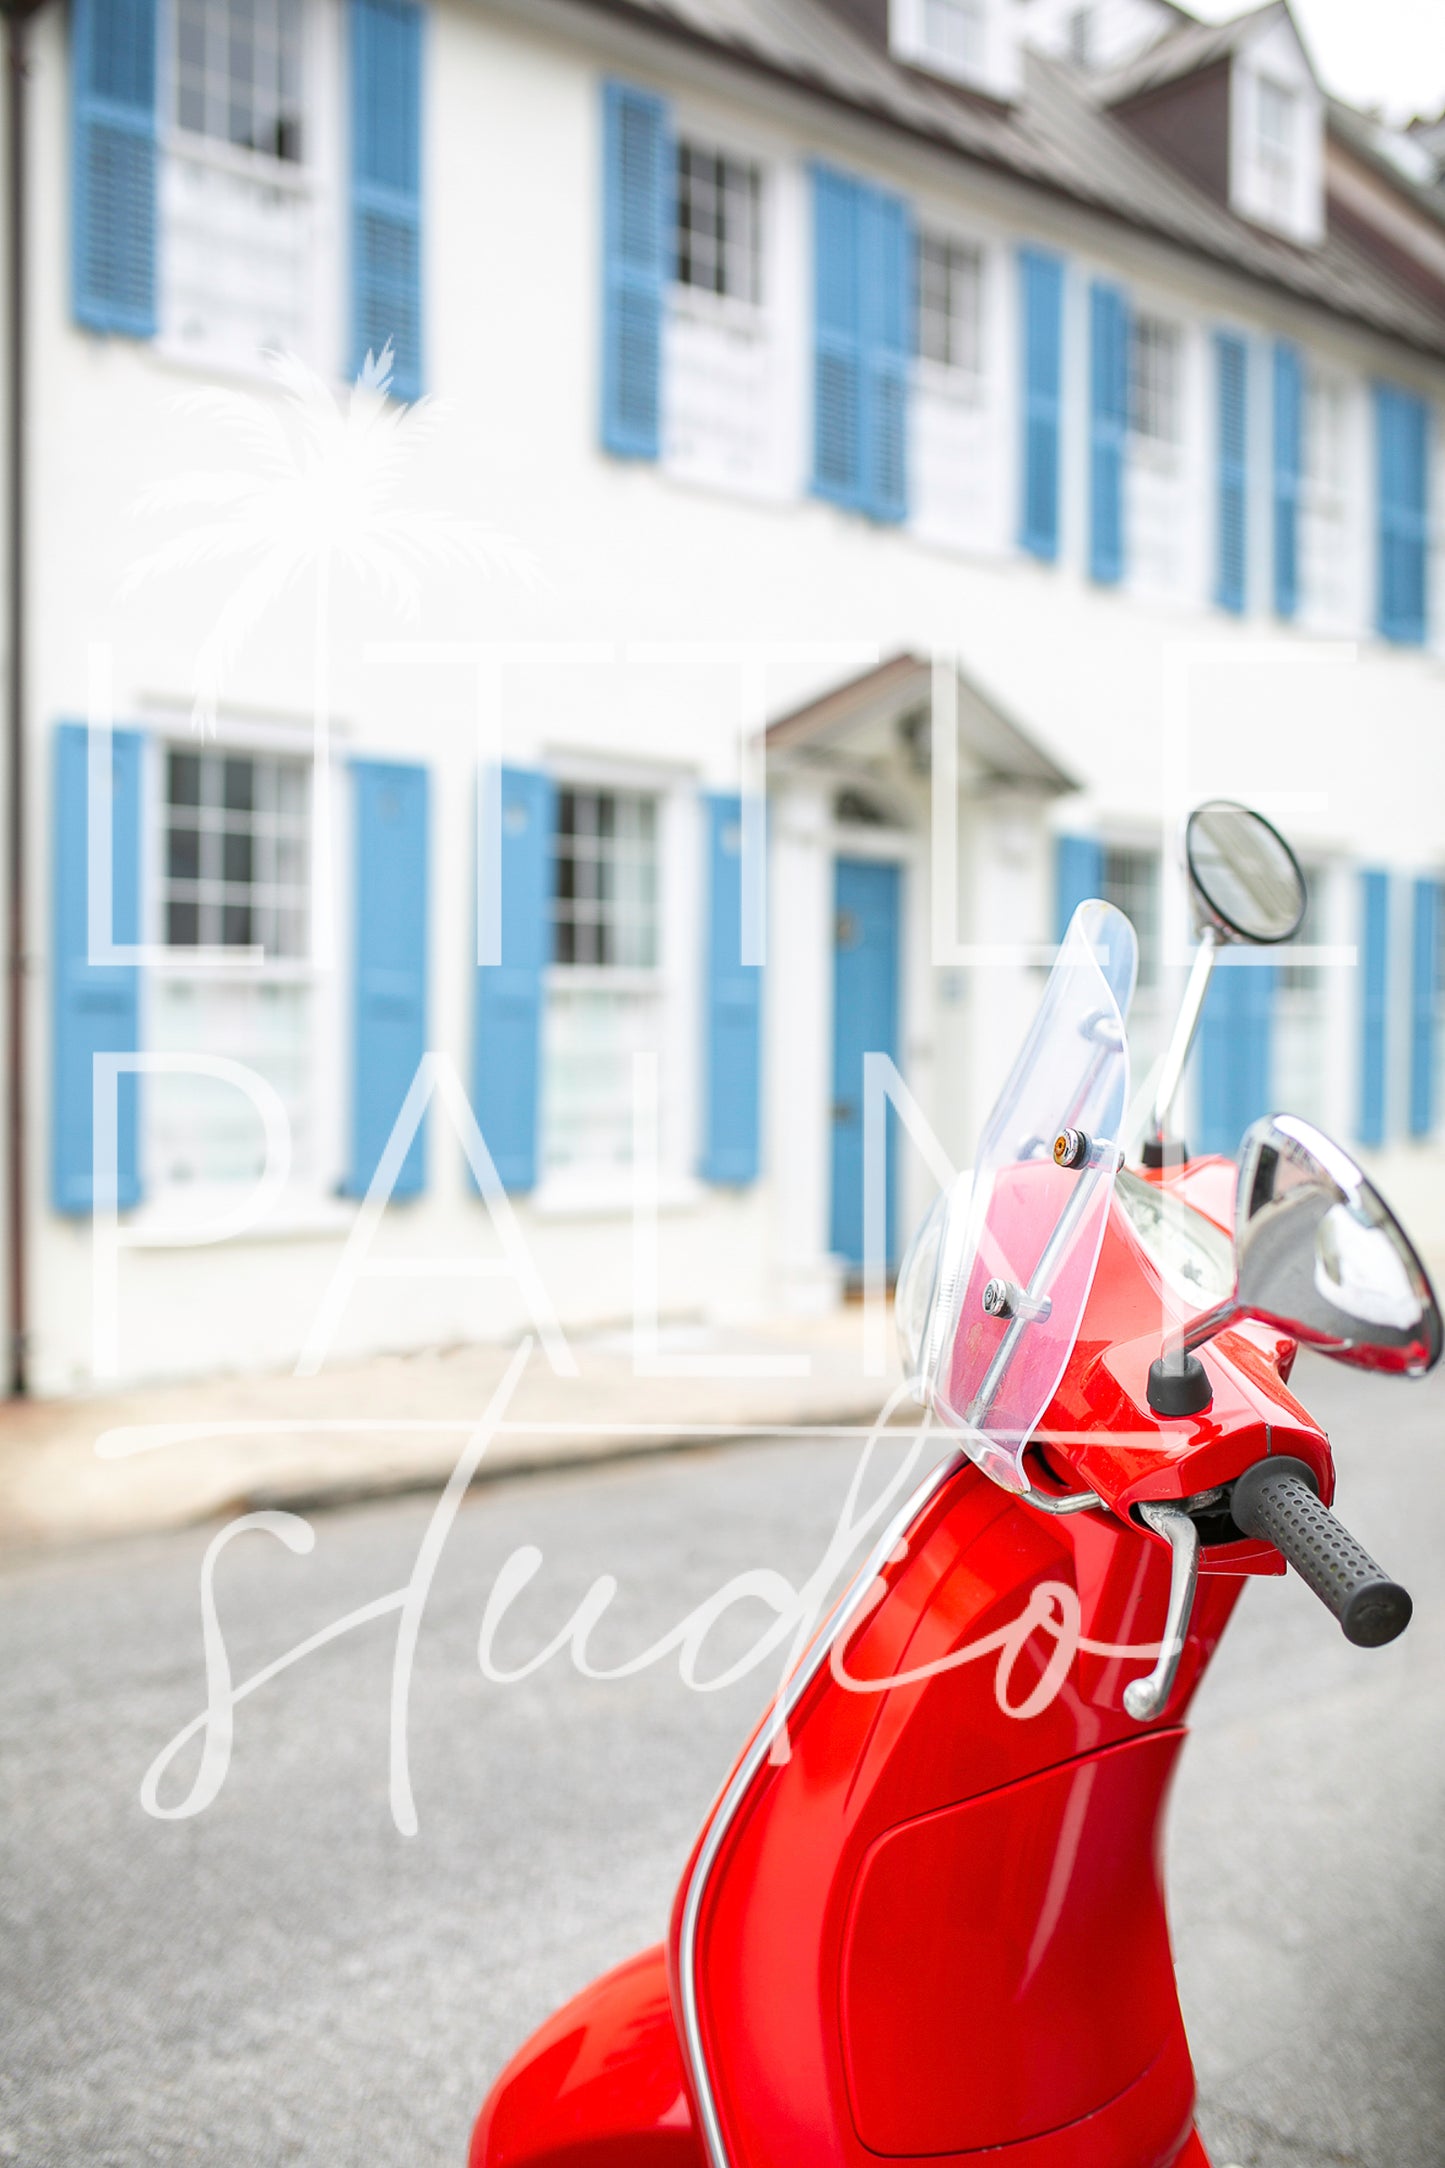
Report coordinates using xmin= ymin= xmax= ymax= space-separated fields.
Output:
xmin=1 ymin=1353 xmax=1443 ymax=2167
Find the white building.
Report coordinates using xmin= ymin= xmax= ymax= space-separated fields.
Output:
xmin=4 ymin=0 xmax=1445 ymax=1393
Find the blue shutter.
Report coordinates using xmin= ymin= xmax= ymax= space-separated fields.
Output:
xmin=1019 ymin=248 xmax=1064 ymax=562
xmin=1375 ymin=384 xmax=1430 ymax=646
xmin=71 ymin=0 xmax=157 ymax=336
xmin=812 ymin=169 xmax=911 ymax=521
xmin=812 ymin=165 xmax=864 ymax=510
xmin=348 ymin=760 xmax=428 ymax=1197
xmin=1089 ymin=281 xmax=1128 ymax=586
xmin=1358 ymin=869 xmax=1390 ymax=1147
xmin=860 ymin=186 xmax=910 ymax=523
xmin=601 ymin=81 xmax=669 ymax=460
xmin=52 ymin=723 xmax=143 ymax=1214
xmin=1054 ymin=834 xmax=1104 ymax=943
xmin=700 ymin=793 xmax=761 ymax=1185
xmin=350 ymin=0 xmax=424 ymax=399
xmin=1215 ymin=332 xmax=1248 ymax=613
xmin=474 ymin=766 xmax=553 ymax=1192
xmin=1198 ymin=959 xmax=1276 ymax=1159
xmin=1273 ymin=341 xmax=1303 ymax=619
xmin=1410 ymin=877 xmax=1440 ymax=1138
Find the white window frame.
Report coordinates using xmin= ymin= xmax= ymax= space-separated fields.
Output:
xmin=661 ymin=112 xmax=802 ymax=503
xmin=1119 ymin=296 xmax=1205 ymax=605
xmin=914 ymin=227 xmax=987 ymax=395
xmin=534 ymin=760 xmax=701 ymax=1214
xmin=673 ymin=137 xmax=765 ymax=314
xmin=135 ymin=720 xmax=345 ymax=1231
xmin=156 ymin=0 xmax=343 ymax=377
xmin=1255 ymin=75 xmax=1297 ymax=224
xmin=889 ymin=0 xmax=1021 ymax=99
xmin=1128 ymin=311 xmax=1184 ymax=471
xmin=1297 ymin=362 xmax=1357 ymax=634
xmin=907 ymin=208 xmax=1012 ymax=559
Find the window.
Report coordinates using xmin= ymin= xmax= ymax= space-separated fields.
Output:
xmin=1101 ymin=847 xmax=1159 ymax=990
xmin=544 ymin=788 xmax=664 ymax=1175
xmin=1276 ymin=862 xmax=1331 ymax=1129
xmin=1067 ymin=6 xmax=1092 ymax=66
xmin=551 ymin=788 xmax=658 ymax=967
xmin=162 ymin=0 xmax=316 ymax=366
xmin=1130 ymin=316 xmax=1182 ymax=450
xmin=1300 ymin=368 xmax=1352 ymax=626
xmin=151 ymin=746 xmax=316 ymax=1193
xmin=915 ymin=233 xmax=984 ymax=378
xmin=162 ymin=747 xmax=309 ymax=954
xmin=175 ymin=0 xmax=304 ymax=160
xmin=1127 ymin=314 xmax=1190 ymax=597
xmin=910 ymin=229 xmax=1003 ymax=552
xmin=675 ymin=144 xmax=761 ymax=307
xmin=920 ymin=0 xmax=985 ymax=72
xmin=664 ymin=139 xmax=778 ymax=493
xmin=1256 ymin=77 xmax=1297 ymax=221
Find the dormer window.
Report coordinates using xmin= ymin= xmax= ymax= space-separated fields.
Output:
xmin=1107 ymin=2 xmax=1324 ymax=248
xmin=920 ymin=0 xmax=985 ymax=74
xmin=1256 ymin=76 xmax=1298 ymax=222
xmin=890 ymin=0 xmax=1021 ymax=101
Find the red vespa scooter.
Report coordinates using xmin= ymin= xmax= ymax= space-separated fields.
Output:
xmin=470 ymin=801 xmax=1440 ymax=2168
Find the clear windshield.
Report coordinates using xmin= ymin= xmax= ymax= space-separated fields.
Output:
xmin=917 ymin=900 xmax=1136 ymax=1493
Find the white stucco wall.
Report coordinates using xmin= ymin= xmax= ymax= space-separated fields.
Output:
xmin=15 ymin=0 xmax=1445 ymax=1391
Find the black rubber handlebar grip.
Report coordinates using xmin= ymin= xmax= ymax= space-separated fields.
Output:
xmin=1230 ymin=1457 xmax=1412 ymax=1649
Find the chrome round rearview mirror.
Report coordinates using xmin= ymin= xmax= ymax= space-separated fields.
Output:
xmin=1150 ymin=803 xmax=1309 ymax=1157
xmin=1184 ymin=800 xmax=1307 ymax=946
xmin=1177 ymin=1114 xmax=1442 ymax=1375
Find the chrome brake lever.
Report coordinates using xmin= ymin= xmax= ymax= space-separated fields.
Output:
xmin=1123 ymin=1500 xmax=1202 ymax=1723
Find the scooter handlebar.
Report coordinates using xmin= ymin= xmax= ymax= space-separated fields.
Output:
xmin=1230 ymin=1457 xmax=1412 ymax=1649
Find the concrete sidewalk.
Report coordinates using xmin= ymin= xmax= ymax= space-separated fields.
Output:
xmin=0 ymin=1310 xmax=903 ymax=1550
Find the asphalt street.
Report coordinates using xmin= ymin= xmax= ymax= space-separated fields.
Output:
xmin=1 ymin=1353 xmax=1443 ymax=2168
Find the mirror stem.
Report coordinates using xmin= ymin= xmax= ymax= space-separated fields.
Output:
xmin=1177 ymin=1296 xmax=1242 ymax=1354
xmin=1151 ymin=927 xmax=1220 ymax=1153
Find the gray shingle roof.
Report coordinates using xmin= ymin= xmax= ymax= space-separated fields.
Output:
xmin=577 ymin=0 xmax=1445 ymax=358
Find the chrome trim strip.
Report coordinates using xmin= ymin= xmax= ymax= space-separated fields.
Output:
xmin=675 ymin=1446 xmax=967 ymax=2168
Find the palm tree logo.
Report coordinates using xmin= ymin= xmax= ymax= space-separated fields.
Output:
xmin=122 ymin=344 xmax=537 ymax=957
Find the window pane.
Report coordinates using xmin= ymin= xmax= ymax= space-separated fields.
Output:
xmin=222 ymin=829 xmax=254 ymax=883
xmin=915 ymin=233 xmax=982 ymax=374
xmin=167 ymin=899 xmax=200 ymax=945
xmin=551 ymin=787 xmax=660 ymax=973
xmin=149 ymin=976 xmax=313 ymax=1189
xmin=169 ymin=751 xmax=202 ymax=806
xmin=675 ymin=140 xmax=761 ymax=303
xmin=167 ymin=824 xmax=201 ymax=880
xmin=1102 ymin=848 xmax=1159 ymax=989
xmin=223 ymin=757 xmax=254 ymax=811
xmin=173 ymin=0 xmax=304 ymax=164
xmin=162 ymin=747 xmax=308 ymax=958
xmin=1130 ymin=317 xmax=1181 ymax=445
xmin=543 ymin=984 xmax=665 ymax=1173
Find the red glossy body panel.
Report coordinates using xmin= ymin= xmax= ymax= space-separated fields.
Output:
xmin=470 ymin=1946 xmax=699 ymax=2168
xmin=841 ymin=1733 xmax=1185 ymax=2153
xmin=665 ymin=1455 xmax=1239 ymax=2168
xmin=472 ymin=1177 xmax=1328 ymax=2168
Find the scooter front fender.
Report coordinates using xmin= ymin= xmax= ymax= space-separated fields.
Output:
xmin=470 ymin=1943 xmax=700 ymax=2168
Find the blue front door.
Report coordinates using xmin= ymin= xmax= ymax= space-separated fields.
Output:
xmin=830 ymin=857 xmax=902 ymax=1273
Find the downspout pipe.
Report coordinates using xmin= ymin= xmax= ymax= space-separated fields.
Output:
xmin=3 ymin=0 xmax=42 ymax=1395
